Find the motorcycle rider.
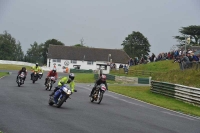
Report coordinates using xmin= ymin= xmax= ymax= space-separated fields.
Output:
xmin=44 ymin=68 xmax=58 ymax=86
xmin=49 ymin=73 xmax=76 ymax=96
xmin=89 ymin=74 xmax=108 ymax=97
xmin=16 ymin=67 xmax=27 ymax=84
xmin=30 ymin=63 xmax=42 ymax=80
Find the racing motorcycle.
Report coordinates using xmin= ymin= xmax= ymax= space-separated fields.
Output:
xmin=31 ymin=71 xmax=39 ymax=84
xmin=48 ymin=85 xmax=74 ymax=108
xmin=17 ymin=72 xmax=25 ymax=87
xmin=90 ymin=83 xmax=107 ymax=104
xmin=45 ymin=76 xmax=56 ymax=91
xmin=38 ymin=72 xmax=43 ymax=79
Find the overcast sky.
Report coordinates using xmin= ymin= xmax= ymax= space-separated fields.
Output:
xmin=0 ymin=0 xmax=200 ymax=55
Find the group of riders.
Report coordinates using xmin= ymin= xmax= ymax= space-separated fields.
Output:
xmin=16 ymin=63 xmax=108 ymax=105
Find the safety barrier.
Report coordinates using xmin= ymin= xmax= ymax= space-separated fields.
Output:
xmin=94 ymin=74 xmax=115 ymax=81
xmin=70 ymin=69 xmax=93 ymax=73
xmin=94 ymin=74 xmax=151 ymax=84
xmin=151 ymin=80 xmax=200 ymax=106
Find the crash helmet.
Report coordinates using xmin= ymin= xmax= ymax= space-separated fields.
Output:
xmin=69 ymin=73 xmax=75 ymax=81
xmin=101 ymin=75 xmax=106 ymax=81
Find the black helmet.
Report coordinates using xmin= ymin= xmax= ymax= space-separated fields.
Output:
xmin=36 ymin=63 xmax=38 ymax=66
xmin=52 ymin=68 xmax=56 ymax=72
xmin=22 ymin=67 xmax=26 ymax=71
xmin=69 ymin=73 xmax=75 ymax=81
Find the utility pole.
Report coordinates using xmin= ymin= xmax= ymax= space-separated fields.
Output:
xmin=80 ymin=38 xmax=84 ymax=46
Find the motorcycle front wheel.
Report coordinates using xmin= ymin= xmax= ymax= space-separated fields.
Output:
xmin=57 ymin=95 xmax=68 ymax=108
xmin=48 ymin=96 xmax=54 ymax=106
xmin=97 ymin=92 xmax=104 ymax=104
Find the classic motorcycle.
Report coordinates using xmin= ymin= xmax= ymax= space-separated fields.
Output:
xmin=45 ymin=76 xmax=56 ymax=91
xmin=31 ymin=71 xmax=39 ymax=84
xmin=90 ymin=83 xmax=107 ymax=104
xmin=17 ymin=72 xmax=25 ymax=87
xmin=48 ymin=85 xmax=73 ymax=108
xmin=38 ymin=72 xmax=43 ymax=79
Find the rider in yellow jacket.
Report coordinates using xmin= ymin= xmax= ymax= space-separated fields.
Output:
xmin=30 ymin=63 xmax=43 ymax=80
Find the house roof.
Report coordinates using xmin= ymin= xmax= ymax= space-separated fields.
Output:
xmin=47 ymin=45 xmax=130 ymax=64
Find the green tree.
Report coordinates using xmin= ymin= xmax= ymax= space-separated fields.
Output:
xmin=26 ymin=42 xmax=43 ymax=64
xmin=73 ymin=44 xmax=87 ymax=47
xmin=174 ymin=25 xmax=200 ymax=46
xmin=0 ymin=31 xmax=24 ymax=60
xmin=121 ymin=31 xmax=151 ymax=58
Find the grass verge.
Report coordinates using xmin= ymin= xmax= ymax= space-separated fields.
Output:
xmin=109 ymin=85 xmax=200 ymax=117
xmin=0 ymin=64 xmax=32 ymax=71
xmin=0 ymin=72 xmax=8 ymax=78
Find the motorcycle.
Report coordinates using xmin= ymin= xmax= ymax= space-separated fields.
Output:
xmin=38 ymin=72 xmax=43 ymax=79
xmin=45 ymin=76 xmax=56 ymax=91
xmin=48 ymin=85 xmax=73 ymax=108
xmin=32 ymin=71 xmax=39 ymax=84
xmin=17 ymin=72 xmax=25 ymax=87
xmin=90 ymin=83 xmax=107 ymax=104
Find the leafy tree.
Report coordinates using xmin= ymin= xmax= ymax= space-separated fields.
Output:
xmin=0 ymin=31 xmax=24 ymax=60
xmin=26 ymin=42 xmax=43 ymax=64
xmin=121 ymin=31 xmax=151 ymax=59
xmin=73 ymin=44 xmax=87 ymax=47
xmin=174 ymin=25 xmax=200 ymax=47
xmin=14 ymin=41 xmax=24 ymax=61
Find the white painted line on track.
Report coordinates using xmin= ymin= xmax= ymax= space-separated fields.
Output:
xmin=162 ymin=111 xmax=195 ymax=121
xmin=0 ymin=76 xmax=6 ymax=79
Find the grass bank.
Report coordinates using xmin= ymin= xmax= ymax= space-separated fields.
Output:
xmin=0 ymin=64 xmax=32 ymax=71
xmin=0 ymin=72 xmax=9 ymax=78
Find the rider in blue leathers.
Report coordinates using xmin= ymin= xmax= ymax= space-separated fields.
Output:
xmin=52 ymin=73 xmax=76 ymax=104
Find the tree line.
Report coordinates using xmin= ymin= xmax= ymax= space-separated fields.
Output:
xmin=0 ymin=25 xmax=199 ymax=65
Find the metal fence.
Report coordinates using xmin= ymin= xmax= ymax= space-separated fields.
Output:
xmin=151 ymin=80 xmax=200 ymax=106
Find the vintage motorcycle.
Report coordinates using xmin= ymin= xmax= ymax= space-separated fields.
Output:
xmin=48 ymin=85 xmax=74 ymax=108
xmin=17 ymin=72 xmax=25 ymax=87
xmin=90 ymin=83 xmax=107 ymax=104
xmin=31 ymin=71 xmax=39 ymax=84
xmin=45 ymin=76 xmax=56 ymax=91
xmin=38 ymin=72 xmax=43 ymax=79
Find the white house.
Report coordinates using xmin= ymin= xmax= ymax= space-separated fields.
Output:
xmin=47 ymin=45 xmax=130 ymax=74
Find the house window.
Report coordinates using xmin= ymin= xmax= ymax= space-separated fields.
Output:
xmin=57 ymin=59 xmax=61 ymax=63
xmin=71 ymin=60 xmax=77 ymax=64
xmin=52 ymin=59 xmax=61 ymax=63
xmin=87 ymin=61 xmax=93 ymax=65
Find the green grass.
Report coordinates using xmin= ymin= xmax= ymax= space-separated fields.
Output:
xmin=109 ymin=85 xmax=200 ymax=117
xmin=0 ymin=72 xmax=8 ymax=78
xmin=74 ymin=73 xmax=95 ymax=83
xmin=0 ymin=64 xmax=32 ymax=71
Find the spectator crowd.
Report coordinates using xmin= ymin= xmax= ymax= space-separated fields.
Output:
xmin=110 ymin=47 xmax=200 ymax=73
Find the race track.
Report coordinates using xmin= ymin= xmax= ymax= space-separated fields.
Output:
xmin=0 ymin=71 xmax=200 ymax=133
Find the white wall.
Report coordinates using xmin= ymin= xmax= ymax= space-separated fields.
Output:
xmin=47 ymin=58 xmax=111 ymax=73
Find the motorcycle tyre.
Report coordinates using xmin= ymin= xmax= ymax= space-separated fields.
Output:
xmin=57 ymin=96 xmax=68 ymax=108
xmin=97 ymin=92 xmax=103 ymax=104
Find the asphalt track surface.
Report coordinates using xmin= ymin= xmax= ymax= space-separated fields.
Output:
xmin=0 ymin=71 xmax=200 ymax=133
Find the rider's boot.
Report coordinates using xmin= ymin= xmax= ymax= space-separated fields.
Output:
xmin=89 ymin=88 xmax=94 ymax=97
xmin=49 ymin=91 xmax=54 ymax=96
